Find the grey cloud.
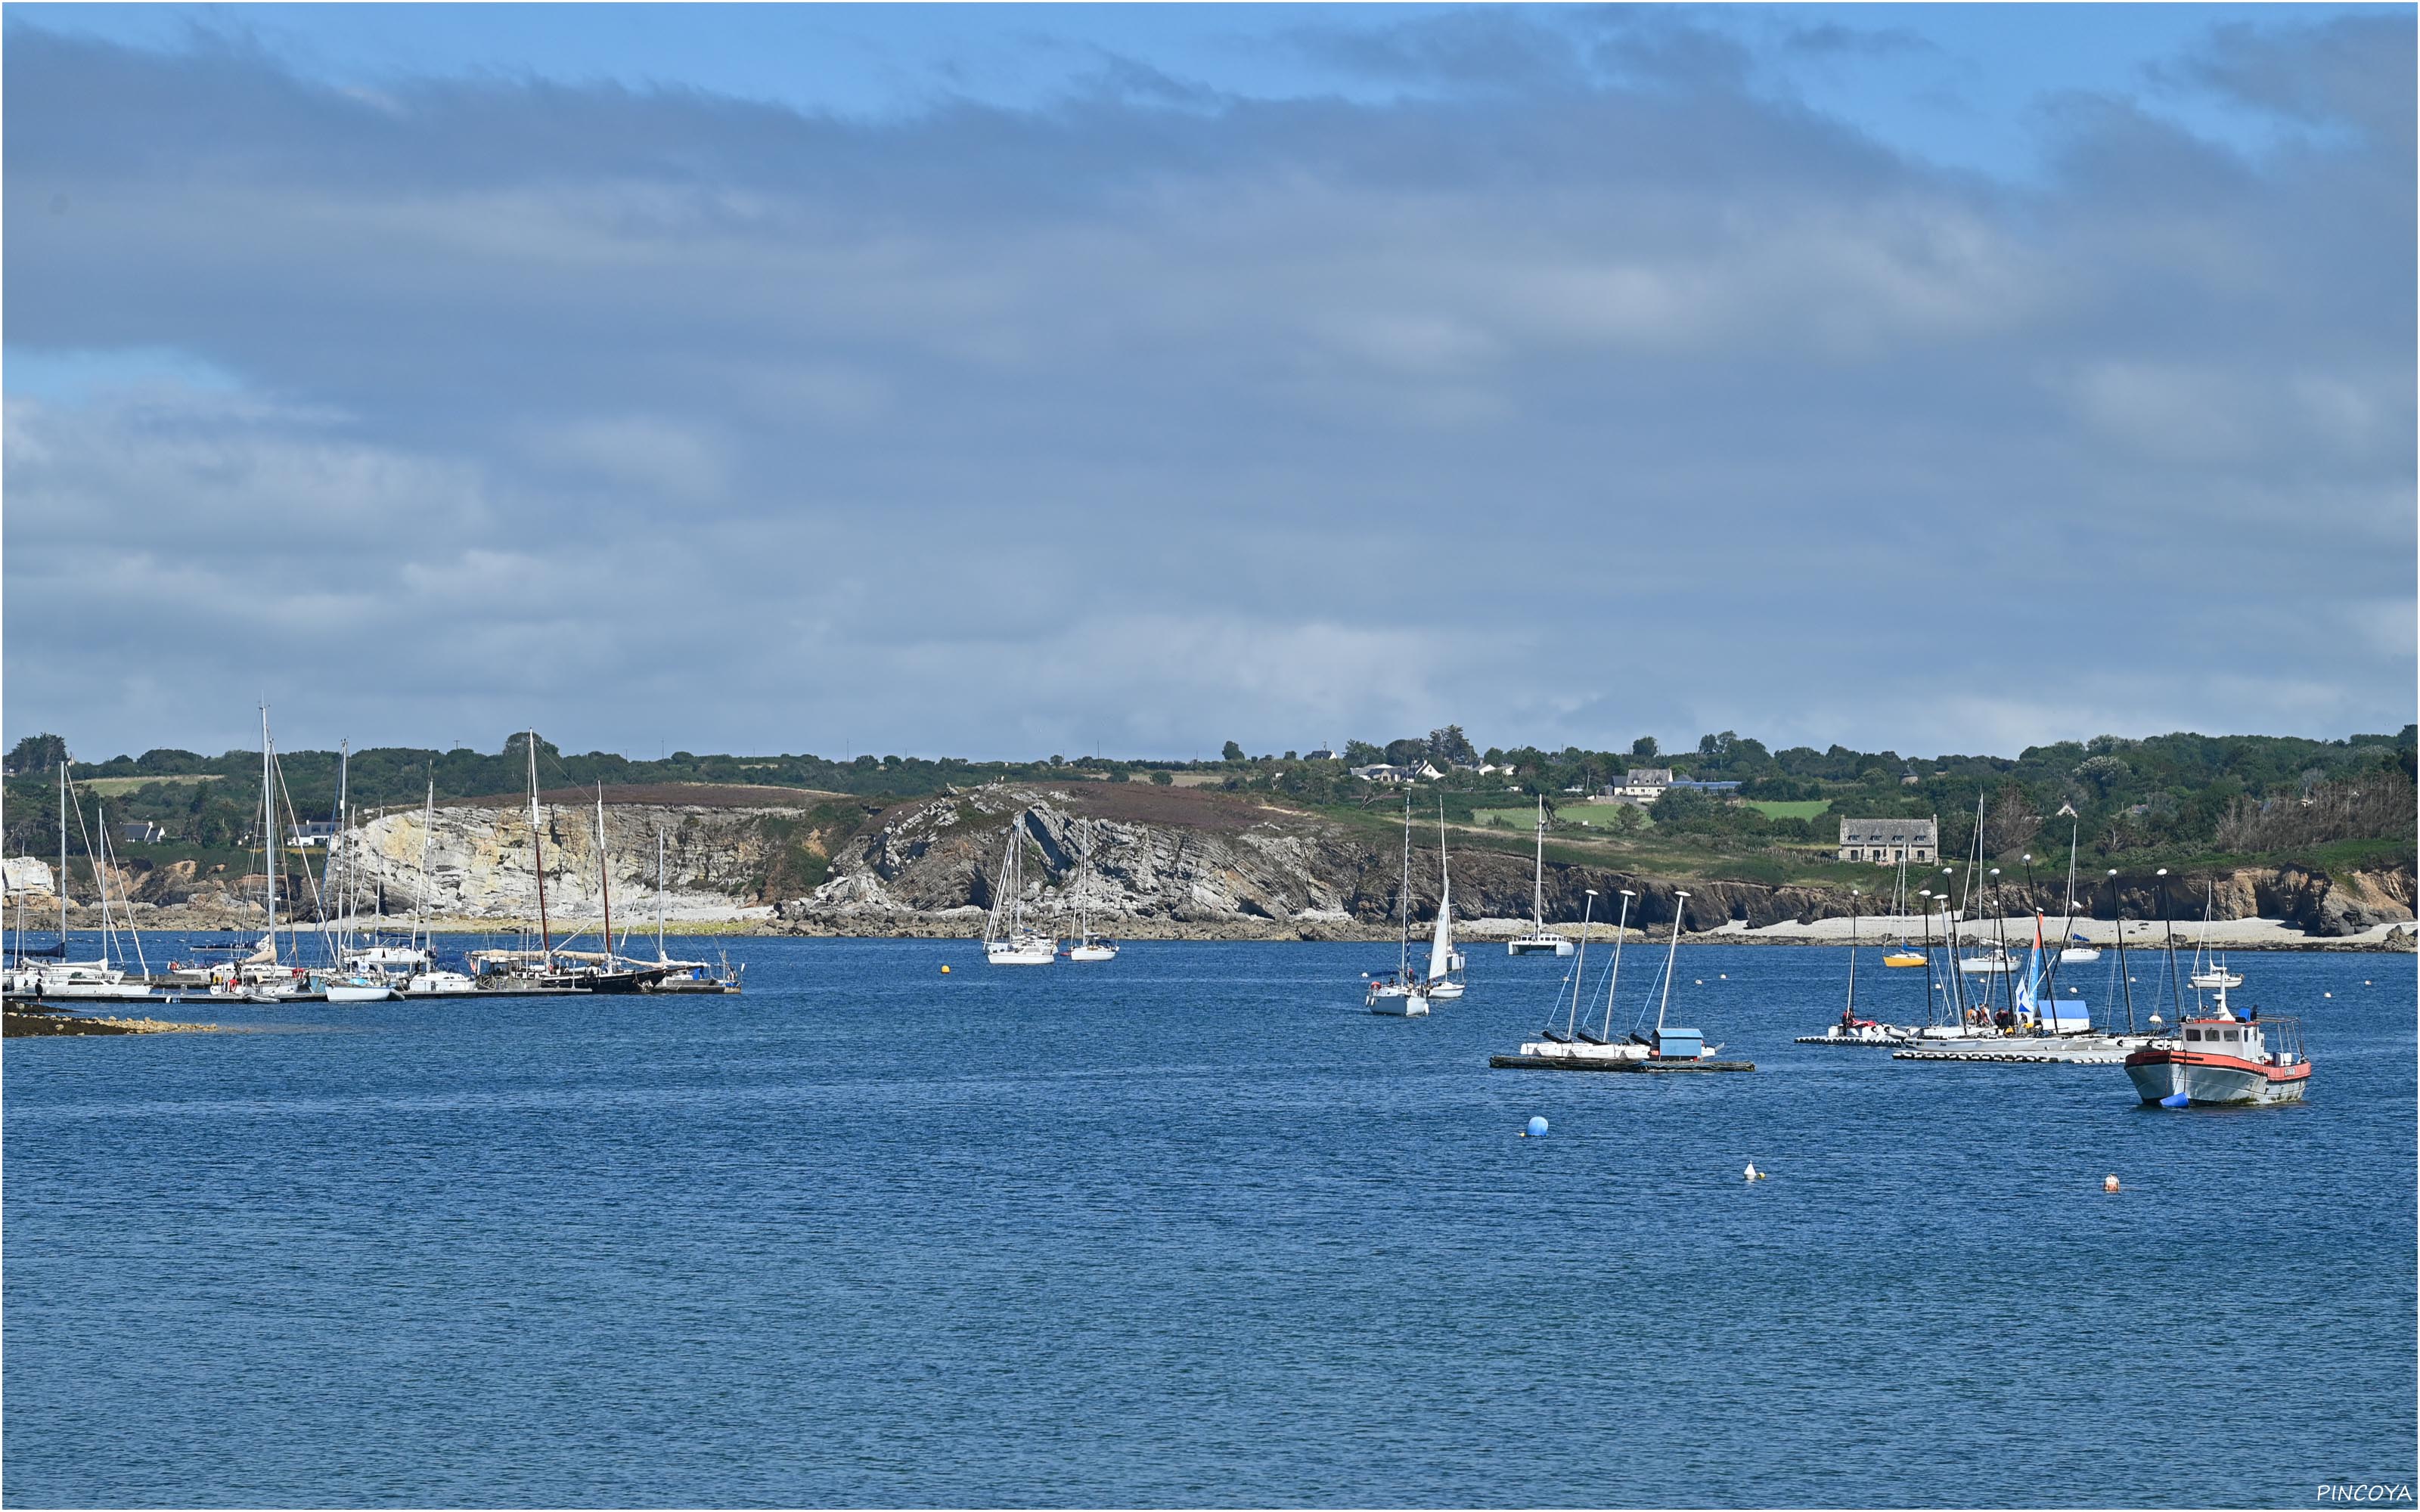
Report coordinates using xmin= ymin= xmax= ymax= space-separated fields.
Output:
xmin=3 ymin=14 xmax=2411 ymax=760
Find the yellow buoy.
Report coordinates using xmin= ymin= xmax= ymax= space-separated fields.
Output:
xmin=940 ymin=964 xmax=951 ymax=974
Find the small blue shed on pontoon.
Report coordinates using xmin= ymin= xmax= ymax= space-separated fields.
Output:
xmin=1654 ymin=1027 xmax=1705 ymax=1060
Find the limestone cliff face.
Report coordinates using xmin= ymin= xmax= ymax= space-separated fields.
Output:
xmin=78 ymin=789 xmax=849 ymax=923
xmin=328 ymin=798 xmax=826 ymax=920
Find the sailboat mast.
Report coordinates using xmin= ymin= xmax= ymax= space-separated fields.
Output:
xmin=657 ymin=828 xmax=668 ymax=961
xmin=1531 ymin=796 xmax=1546 ymax=929
xmin=57 ymin=758 xmax=68 ymax=944
xmin=416 ymin=777 xmax=434 ymax=957
xmin=1398 ymin=796 xmax=1413 ymax=978
xmin=1653 ymin=891 xmax=1688 ymax=1036
xmin=1599 ymin=889 xmax=1635 ymax=1040
xmin=2111 ymin=869 xmax=2136 ymax=1034
xmin=596 ymin=782 xmax=614 ymax=960
xmin=1846 ymin=888 xmax=1860 ymax=1018
xmin=527 ymin=729 xmax=551 ymax=968
xmin=1564 ymin=890 xmax=1598 ymax=1037
xmin=262 ymin=704 xmax=278 ymax=962
xmin=2156 ymin=867 xmax=2184 ymax=1021
xmin=334 ymin=739 xmax=349 ymax=958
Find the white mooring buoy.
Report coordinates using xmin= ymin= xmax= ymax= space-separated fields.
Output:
xmin=2103 ymin=1174 xmax=2121 ymax=1194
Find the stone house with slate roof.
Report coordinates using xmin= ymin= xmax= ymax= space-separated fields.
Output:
xmin=1837 ymin=816 xmax=1938 ymax=863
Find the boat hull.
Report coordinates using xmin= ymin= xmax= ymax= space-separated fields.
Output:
xmin=1426 ymin=980 xmax=1464 ymax=1000
xmin=2124 ymin=1049 xmax=2310 ymax=1106
xmin=1067 ymin=945 xmax=1118 ymax=962
xmin=325 ymin=984 xmax=399 ymax=1002
xmin=1367 ymin=989 xmax=1429 ymax=1016
xmin=986 ymin=942 xmax=1057 ymax=965
xmin=1506 ymin=937 xmax=1574 ymax=956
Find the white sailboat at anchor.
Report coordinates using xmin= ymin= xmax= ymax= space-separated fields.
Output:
xmin=1506 ymin=797 xmax=1574 ymax=956
xmin=1365 ymin=796 xmax=1429 ymax=1015
xmin=1423 ymin=801 xmax=1465 ymax=999
xmin=983 ymin=814 xmax=1058 ymax=965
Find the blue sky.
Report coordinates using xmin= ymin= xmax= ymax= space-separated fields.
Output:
xmin=5 ymin=4 xmax=2412 ymax=762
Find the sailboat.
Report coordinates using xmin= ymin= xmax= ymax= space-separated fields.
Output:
xmin=2056 ymin=822 xmax=2100 ymax=963
xmin=29 ymin=762 xmax=162 ymax=1002
xmin=399 ymin=778 xmax=481 ymax=997
xmin=625 ymin=826 xmax=743 ymax=992
xmin=1066 ymin=885 xmax=1119 ymax=962
xmin=1365 ymin=797 xmax=1430 ymax=1015
xmin=1421 ymin=801 xmax=1465 ymax=999
xmin=2187 ymin=883 xmax=2243 ymax=990
xmin=1506 ymin=797 xmax=1574 ymax=956
xmin=1881 ymin=852 xmax=1927 ymax=967
xmin=983 ymin=814 xmax=1058 ymax=965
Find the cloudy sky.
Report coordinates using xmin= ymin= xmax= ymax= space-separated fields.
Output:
xmin=5 ymin=3 xmax=2412 ymax=764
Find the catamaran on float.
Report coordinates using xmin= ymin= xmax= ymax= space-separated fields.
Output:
xmin=1491 ymin=891 xmax=1751 ymax=1073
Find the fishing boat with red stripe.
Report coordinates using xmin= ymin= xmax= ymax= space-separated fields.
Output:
xmin=2124 ymin=985 xmax=2310 ymax=1108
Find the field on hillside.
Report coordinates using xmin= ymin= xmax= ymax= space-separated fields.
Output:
xmin=1745 ymin=799 xmax=1831 ymax=820
xmin=80 ymin=774 xmax=225 ymax=795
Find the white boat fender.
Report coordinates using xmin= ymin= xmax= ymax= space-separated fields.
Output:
xmin=2103 ymin=1174 xmax=2121 ymax=1193
xmin=1524 ymin=1116 xmax=1548 ymax=1139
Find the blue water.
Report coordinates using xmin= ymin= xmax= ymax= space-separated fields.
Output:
xmin=7 ymin=937 xmax=2414 ymax=1507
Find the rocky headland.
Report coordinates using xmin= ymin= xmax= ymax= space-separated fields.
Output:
xmin=17 ymin=780 xmax=2414 ymax=949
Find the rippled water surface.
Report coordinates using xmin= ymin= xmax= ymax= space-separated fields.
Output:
xmin=6 ymin=936 xmax=2413 ymax=1506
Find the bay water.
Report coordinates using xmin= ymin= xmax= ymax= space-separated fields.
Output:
xmin=6 ymin=937 xmax=2412 ymax=1505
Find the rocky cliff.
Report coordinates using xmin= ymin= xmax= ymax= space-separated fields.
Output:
xmin=777 ymin=783 xmax=2418 ymax=940
xmin=42 ymin=785 xmax=857 ymax=927
xmin=23 ymin=779 xmax=2414 ymax=941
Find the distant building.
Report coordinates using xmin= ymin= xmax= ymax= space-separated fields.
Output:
xmin=287 ymin=820 xmax=340 ymax=849
xmin=1607 ymin=767 xmax=1675 ymax=801
xmin=118 ymin=820 xmax=166 ymax=844
xmin=1351 ymin=761 xmax=1444 ymax=784
xmin=1837 ymin=817 xmax=1938 ymax=864
xmin=1304 ymin=745 xmax=1337 ymax=761
xmin=1669 ymin=779 xmax=1742 ymax=795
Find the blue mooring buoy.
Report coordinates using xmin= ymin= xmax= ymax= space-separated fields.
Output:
xmin=2160 ymin=1092 xmax=2191 ymax=1109
xmin=1525 ymin=1115 xmax=1550 ymax=1138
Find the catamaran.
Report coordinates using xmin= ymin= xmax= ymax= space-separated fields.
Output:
xmin=1512 ymin=888 xmax=1640 ymax=1060
xmin=1421 ymin=802 xmax=1465 ymax=999
xmin=1365 ymin=797 xmax=1429 ymax=1015
xmin=1801 ymin=889 xmax=1910 ymax=1045
xmin=1506 ymin=797 xmax=1574 ymax=956
xmin=983 ymin=815 xmax=1058 ymax=965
